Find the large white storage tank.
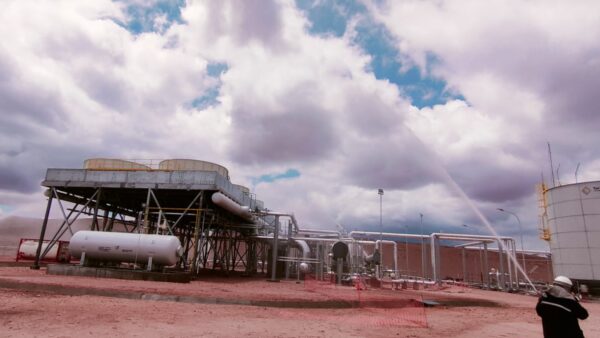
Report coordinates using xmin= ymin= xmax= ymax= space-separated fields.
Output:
xmin=546 ymin=181 xmax=600 ymax=282
xmin=84 ymin=158 xmax=150 ymax=170
xmin=233 ymin=184 xmax=251 ymax=196
xmin=158 ymin=159 xmax=229 ymax=178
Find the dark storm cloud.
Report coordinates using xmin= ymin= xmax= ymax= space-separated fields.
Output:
xmin=343 ymin=128 xmax=440 ymax=190
xmin=234 ymin=0 xmax=283 ymax=45
xmin=457 ymin=169 xmax=536 ymax=203
xmin=0 ymin=54 xmax=68 ymax=129
xmin=0 ymin=167 xmax=36 ymax=193
xmin=484 ymin=35 xmax=600 ymax=131
xmin=0 ymin=141 xmax=100 ymax=194
xmin=75 ymin=66 xmax=131 ymax=111
xmin=229 ymin=100 xmax=336 ymax=165
xmin=447 ymin=149 xmax=539 ymax=203
xmin=343 ymin=86 xmax=400 ymax=137
xmin=203 ymin=0 xmax=284 ymax=47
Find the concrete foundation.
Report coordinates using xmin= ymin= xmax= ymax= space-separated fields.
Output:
xmin=47 ymin=264 xmax=191 ymax=283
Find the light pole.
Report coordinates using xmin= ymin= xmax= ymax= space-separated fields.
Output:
xmin=378 ymin=189 xmax=384 ymax=242
xmin=420 ymin=213 xmax=425 ymax=279
xmin=497 ymin=208 xmax=527 ymax=279
xmin=378 ymin=189 xmax=384 ymax=278
xmin=404 ymin=225 xmax=409 ymax=277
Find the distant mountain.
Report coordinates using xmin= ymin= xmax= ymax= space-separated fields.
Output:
xmin=0 ymin=216 xmax=92 ymax=257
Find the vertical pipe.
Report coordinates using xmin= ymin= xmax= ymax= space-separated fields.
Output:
xmin=420 ymin=213 xmax=425 ymax=279
xmin=337 ymin=257 xmax=343 ymax=285
xmin=393 ymin=242 xmax=398 ymax=276
xmin=318 ymin=242 xmax=323 ymax=280
xmin=497 ymin=240 xmax=505 ymax=290
xmin=462 ymin=247 xmax=467 ymax=283
xmin=285 ymin=221 xmax=292 ymax=280
xmin=32 ymin=193 xmax=53 ymax=270
xmin=483 ymin=242 xmax=489 ymax=289
xmin=405 ymin=236 xmax=409 ymax=276
xmin=430 ymin=235 xmax=437 ymax=283
xmin=435 ymin=237 xmax=441 ymax=283
xmin=269 ymin=216 xmax=280 ymax=281
xmin=143 ymin=188 xmax=151 ymax=234
xmin=479 ymin=243 xmax=484 ymax=285
xmin=513 ymin=240 xmax=520 ymax=289
xmin=505 ymin=239 xmax=513 ymax=289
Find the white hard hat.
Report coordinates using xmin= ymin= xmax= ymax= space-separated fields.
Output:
xmin=554 ymin=275 xmax=573 ymax=287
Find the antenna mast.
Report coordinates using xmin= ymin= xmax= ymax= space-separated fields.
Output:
xmin=547 ymin=142 xmax=556 ymax=187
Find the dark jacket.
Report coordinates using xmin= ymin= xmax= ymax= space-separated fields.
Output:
xmin=536 ymin=285 xmax=588 ymax=338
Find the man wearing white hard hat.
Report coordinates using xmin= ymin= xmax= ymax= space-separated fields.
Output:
xmin=536 ymin=275 xmax=588 ymax=338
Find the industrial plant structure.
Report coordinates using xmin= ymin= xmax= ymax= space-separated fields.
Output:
xmin=31 ymin=159 xmax=551 ymax=290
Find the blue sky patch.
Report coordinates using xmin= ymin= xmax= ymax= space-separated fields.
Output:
xmin=353 ymin=22 xmax=462 ymax=108
xmin=190 ymin=62 xmax=228 ymax=109
xmin=296 ymin=0 xmax=364 ymax=37
xmin=251 ymin=169 xmax=301 ymax=185
xmin=115 ymin=0 xmax=185 ymax=34
xmin=295 ymin=0 xmax=463 ymax=108
xmin=0 ymin=204 xmax=14 ymax=213
xmin=207 ymin=62 xmax=229 ymax=77
xmin=191 ymin=87 xmax=220 ymax=109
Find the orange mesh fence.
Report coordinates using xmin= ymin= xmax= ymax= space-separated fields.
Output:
xmin=300 ymin=274 xmax=428 ymax=328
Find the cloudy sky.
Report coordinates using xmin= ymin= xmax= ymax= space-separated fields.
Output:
xmin=1 ymin=0 xmax=599 ymax=251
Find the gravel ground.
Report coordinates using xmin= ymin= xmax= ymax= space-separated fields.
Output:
xmin=0 ymin=266 xmax=598 ymax=338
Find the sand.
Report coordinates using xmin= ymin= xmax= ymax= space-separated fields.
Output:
xmin=1 ymin=266 xmax=598 ymax=338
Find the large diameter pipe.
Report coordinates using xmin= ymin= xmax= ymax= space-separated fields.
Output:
xmin=211 ymin=192 xmax=253 ymax=221
xmin=292 ymin=239 xmax=310 ymax=273
xmin=292 ymin=239 xmax=310 ymax=259
xmin=429 ymin=233 xmax=515 ymax=287
xmin=376 ymin=240 xmax=398 ymax=275
xmin=69 ymin=231 xmax=183 ymax=266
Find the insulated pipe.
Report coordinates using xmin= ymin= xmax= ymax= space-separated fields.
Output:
xmin=433 ymin=233 xmax=513 ymax=241
xmin=292 ymin=239 xmax=310 ymax=259
xmin=498 ymin=240 xmax=505 ymax=290
xmin=453 ymin=240 xmax=495 ymax=247
xmin=375 ymin=240 xmax=398 ymax=276
xmin=258 ymin=211 xmax=300 ymax=233
xmin=252 ymin=235 xmax=373 ymax=245
xmin=211 ymin=192 xmax=253 ymax=222
xmin=429 ymin=233 xmax=514 ymax=285
xmin=430 ymin=235 xmax=438 ymax=283
xmin=292 ymin=238 xmax=311 ymax=272
xmin=483 ymin=242 xmax=489 ymax=288
xmin=349 ymin=231 xmax=429 ymax=240
xmin=298 ymin=229 xmax=341 ymax=236
xmin=505 ymin=239 xmax=513 ymax=289
xmin=269 ymin=215 xmax=280 ymax=281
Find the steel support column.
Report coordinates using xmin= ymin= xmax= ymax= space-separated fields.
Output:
xmin=269 ymin=215 xmax=280 ymax=281
xmin=32 ymin=193 xmax=54 ymax=269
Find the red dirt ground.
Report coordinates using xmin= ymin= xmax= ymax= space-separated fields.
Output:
xmin=1 ymin=265 xmax=598 ymax=338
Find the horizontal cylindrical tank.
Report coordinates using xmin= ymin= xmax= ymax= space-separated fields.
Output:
xmin=158 ymin=159 xmax=229 ymax=178
xmin=84 ymin=158 xmax=150 ymax=170
xmin=211 ymin=192 xmax=253 ymax=221
xmin=546 ymin=181 xmax=600 ymax=281
xmin=69 ymin=231 xmax=182 ymax=266
xmin=16 ymin=239 xmax=70 ymax=263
